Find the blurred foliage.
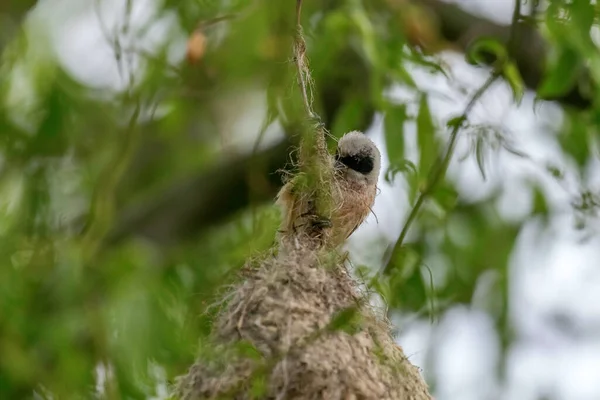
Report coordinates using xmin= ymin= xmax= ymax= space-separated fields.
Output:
xmin=1 ymin=0 xmax=600 ymax=398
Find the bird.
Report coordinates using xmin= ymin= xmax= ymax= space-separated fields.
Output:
xmin=276 ymin=131 xmax=381 ymax=250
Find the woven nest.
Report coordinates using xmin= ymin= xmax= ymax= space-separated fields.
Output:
xmin=174 ymin=239 xmax=432 ymax=400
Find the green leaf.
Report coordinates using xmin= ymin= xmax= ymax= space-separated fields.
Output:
xmin=389 ymin=244 xmax=422 ymax=281
xmin=385 ymin=159 xmax=417 ymax=184
xmin=350 ymin=8 xmax=380 ymax=70
xmin=327 ymin=306 xmax=362 ymax=334
xmin=370 ymin=273 xmax=392 ymax=303
xmin=416 ymin=95 xmax=436 ymax=185
xmin=531 ymin=185 xmax=549 ymax=218
xmin=31 ymin=83 xmax=70 ymax=157
xmin=475 ymin=137 xmax=487 ymax=180
xmin=466 ymin=37 xmax=508 ymax=68
xmin=384 ymin=104 xmax=407 ymax=165
xmin=544 ymin=0 xmax=564 ymax=35
xmin=446 ymin=115 xmax=467 ymax=130
xmin=502 ymin=141 xmax=528 ymax=159
xmin=432 ymin=183 xmax=459 ymax=212
xmin=390 ymin=64 xmax=418 ymax=88
xmin=503 ymin=61 xmax=524 ymax=105
xmin=387 ymin=244 xmax=426 ymax=310
xmin=571 ymin=0 xmax=595 ymax=40
xmin=249 ymin=369 xmax=268 ymax=398
xmin=235 ymin=340 xmax=262 ymax=360
xmin=546 ymin=163 xmax=564 ymax=179
xmin=406 ymin=49 xmax=450 ymax=79
xmin=538 ymin=47 xmax=582 ymax=98
xmin=385 ymin=160 xmax=419 ymax=204
xmin=559 ymin=111 xmax=589 ymax=169
xmin=332 ymin=97 xmax=370 ymax=138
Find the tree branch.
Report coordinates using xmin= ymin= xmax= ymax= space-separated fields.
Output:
xmin=378 ymin=73 xmax=500 ymax=277
xmin=109 ymin=0 xmax=593 ymax=245
xmin=107 ymin=135 xmax=295 ymax=245
xmin=0 ymin=0 xmax=38 ymax=51
xmin=419 ymin=0 xmax=591 ymax=109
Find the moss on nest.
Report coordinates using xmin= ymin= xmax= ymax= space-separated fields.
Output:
xmin=174 ymin=243 xmax=432 ymax=399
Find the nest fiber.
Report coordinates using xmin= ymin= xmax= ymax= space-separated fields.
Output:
xmin=174 ymin=243 xmax=432 ymax=400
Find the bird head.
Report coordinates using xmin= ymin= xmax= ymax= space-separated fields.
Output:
xmin=334 ymin=131 xmax=381 ymax=186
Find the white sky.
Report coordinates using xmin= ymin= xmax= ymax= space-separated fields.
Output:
xmin=23 ymin=0 xmax=600 ymax=399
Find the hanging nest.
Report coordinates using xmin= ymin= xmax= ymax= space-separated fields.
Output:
xmin=173 ymin=240 xmax=433 ymax=400
xmin=174 ymin=4 xmax=432 ymax=396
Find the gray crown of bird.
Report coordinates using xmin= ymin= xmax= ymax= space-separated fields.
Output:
xmin=276 ymin=130 xmax=381 ymax=249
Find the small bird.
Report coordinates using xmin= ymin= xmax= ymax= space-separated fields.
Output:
xmin=276 ymin=131 xmax=381 ymax=249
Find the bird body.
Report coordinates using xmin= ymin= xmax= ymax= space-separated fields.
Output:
xmin=276 ymin=131 xmax=381 ymax=250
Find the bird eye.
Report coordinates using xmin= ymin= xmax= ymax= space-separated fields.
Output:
xmin=338 ymin=154 xmax=374 ymax=174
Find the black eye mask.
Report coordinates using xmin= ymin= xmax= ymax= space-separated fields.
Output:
xmin=335 ymin=152 xmax=374 ymax=175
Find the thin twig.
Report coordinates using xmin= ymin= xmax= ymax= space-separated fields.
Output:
xmin=507 ymin=0 xmax=522 ymax=54
xmin=294 ymin=0 xmax=316 ymax=121
xmin=292 ymin=0 xmax=333 ymax=219
xmin=378 ymin=73 xmax=499 ymax=277
xmin=378 ymin=0 xmax=522 ymax=277
xmin=197 ymin=14 xmax=237 ymax=29
xmin=81 ymin=100 xmax=142 ymax=262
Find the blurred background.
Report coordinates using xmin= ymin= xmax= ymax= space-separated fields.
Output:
xmin=1 ymin=0 xmax=600 ymax=399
